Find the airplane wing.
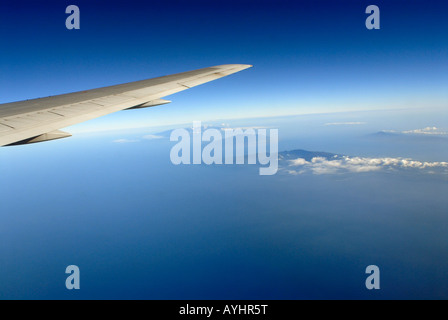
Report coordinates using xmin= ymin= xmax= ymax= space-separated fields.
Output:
xmin=0 ymin=64 xmax=252 ymax=146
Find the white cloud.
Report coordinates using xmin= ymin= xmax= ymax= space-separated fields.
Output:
xmin=113 ymin=138 xmax=139 ymax=143
xmin=142 ymin=134 xmax=164 ymax=140
xmin=324 ymin=122 xmax=366 ymax=126
xmin=289 ymin=158 xmax=308 ymax=166
xmin=113 ymin=134 xmax=164 ymax=143
xmin=381 ymin=127 xmax=448 ymax=136
xmin=402 ymin=127 xmax=448 ymax=135
xmin=284 ymin=155 xmax=448 ymax=175
xmin=220 ymin=126 xmax=267 ymax=131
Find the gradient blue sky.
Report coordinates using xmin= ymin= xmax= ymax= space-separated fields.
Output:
xmin=1 ymin=1 xmax=448 ymax=300
xmin=0 ymin=0 xmax=446 ymax=132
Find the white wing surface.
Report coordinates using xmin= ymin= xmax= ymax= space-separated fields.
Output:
xmin=0 ymin=64 xmax=252 ymax=146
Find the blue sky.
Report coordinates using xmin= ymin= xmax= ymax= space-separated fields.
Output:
xmin=0 ymin=0 xmax=447 ymax=131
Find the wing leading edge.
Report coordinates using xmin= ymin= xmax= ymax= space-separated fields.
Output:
xmin=0 ymin=64 xmax=252 ymax=146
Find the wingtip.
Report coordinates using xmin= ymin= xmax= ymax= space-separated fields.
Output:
xmin=214 ymin=64 xmax=253 ymax=70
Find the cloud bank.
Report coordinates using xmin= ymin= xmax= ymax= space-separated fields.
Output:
xmin=381 ymin=127 xmax=448 ymax=136
xmin=142 ymin=134 xmax=164 ymax=140
xmin=324 ymin=122 xmax=366 ymax=126
xmin=113 ymin=138 xmax=139 ymax=143
xmin=284 ymin=155 xmax=448 ymax=175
